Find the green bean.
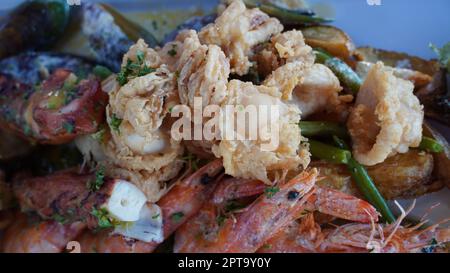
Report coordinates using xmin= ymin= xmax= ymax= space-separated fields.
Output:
xmin=299 ymin=121 xmax=348 ymax=139
xmin=314 ymin=49 xmax=362 ymax=94
xmin=347 ymin=158 xmax=395 ymax=223
xmin=309 ymin=140 xmax=351 ymax=165
xmin=419 ymin=136 xmax=444 ymax=153
xmin=332 ymin=136 xmax=395 ymax=223
xmin=243 ymin=0 xmax=332 ymax=25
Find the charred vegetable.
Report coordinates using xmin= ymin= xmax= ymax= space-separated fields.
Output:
xmin=243 ymin=0 xmax=332 ymax=25
xmin=416 ymin=69 xmax=450 ymax=126
xmin=80 ymin=3 xmax=158 ymax=71
xmin=415 ymin=43 xmax=450 ymax=126
xmin=0 ymin=67 xmax=108 ymax=144
xmin=0 ymin=0 xmax=70 ymax=59
xmin=0 ymin=52 xmax=96 ymax=86
xmin=302 ymin=25 xmax=355 ymax=60
xmin=163 ymin=14 xmax=217 ymax=44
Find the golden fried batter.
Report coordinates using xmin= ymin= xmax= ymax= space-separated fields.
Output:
xmin=347 ymin=62 xmax=424 ymax=166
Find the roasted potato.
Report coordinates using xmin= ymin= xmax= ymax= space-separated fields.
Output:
xmin=311 ymin=149 xmax=440 ymax=200
xmin=366 ymin=150 xmax=441 ymax=199
xmin=354 ymin=47 xmax=440 ymax=77
xmin=302 ymin=25 xmax=355 ymax=61
xmin=310 ymin=161 xmax=359 ymax=195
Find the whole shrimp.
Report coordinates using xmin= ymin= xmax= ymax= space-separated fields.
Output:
xmin=1 ymin=212 xmax=85 ymax=253
xmin=75 ymin=160 xmax=224 ymax=253
xmin=174 ymin=169 xmax=379 ymax=253
xmin=211 ymin=175 xmax=378 ymax=223
xmin=174 ymin=169 xmax=320 ymax=253
xmin=258 ymin=213 xmax=450 ymax=253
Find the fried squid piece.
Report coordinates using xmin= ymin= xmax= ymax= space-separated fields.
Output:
xmin=161 ymin=30 xmax=230 ymax=110
xmin=159 ymin=30 xmax=230 ymax=156
xmin=259 ymin=30 xmax=345 ymax=117
xmin=347 ymin=62 xmax=424 ymax=166
xmin=104 ymin=39 xmax=184 ymax=202
xmin=262 ymin=30 xmax=315 ymax=100
xmin=177 ymin=44 xmax=230 ymax=109
xmin=212 ymin=80 xmax=310 ymax=183
xmin=199 ymin=0 xmax=283 ymax=76
xmin=292 ymin=64 xmax=347 ymax=118
xmin=158 ymin=30 xmax=202 ymax=72
xmin=0 ymin=69 xmax=107 ymax=144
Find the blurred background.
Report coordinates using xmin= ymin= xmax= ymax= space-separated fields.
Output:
xmin=0 ymin=0 xmax=449 ymax=59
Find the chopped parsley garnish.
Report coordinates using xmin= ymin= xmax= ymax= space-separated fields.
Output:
xmin=182 ymin=152 xmax=200 ymax=171
xmin=91 ymin=207 xmax=115 ymax=229
xmin=116 ymin=50 xmax=156 ymax=86
xmin=109 ymin=113 xmax=122 ymax=133
xmin=93 ymin=65 xmax=113 ymax=80
xmin=52 ymin=213 xmax=69 ymax=224
xmin=62 ymin=121 xmax=75 ymax=134
xmin=87 ymin=166 xmax=105 ymax=192
xmin=170 ymin=212 xmax=185 ymax=222
xmin=264 ymin=186 xmax=280 ymax=198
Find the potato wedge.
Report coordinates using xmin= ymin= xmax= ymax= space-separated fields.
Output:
xmin=366 ymin=150 xmax=440 ymax=199
xmin=311 ymin=149 xmax=440 ymax=200
xmin=354 ymin=47 xmax=440 ymax=76
xmin=302 ymin=25 xmax=355 ymax=60
xmin=310 ymin=161 xmax=359 ymax=196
